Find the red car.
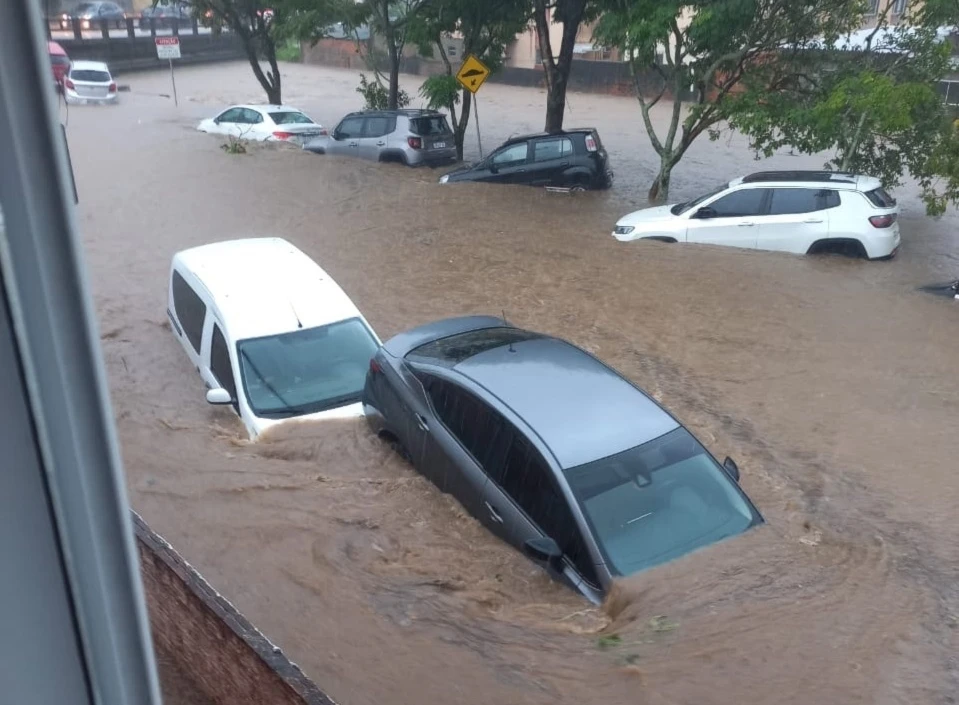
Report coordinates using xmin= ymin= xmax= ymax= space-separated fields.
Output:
xmin=49 ymin=41 xmax=70 ymax=90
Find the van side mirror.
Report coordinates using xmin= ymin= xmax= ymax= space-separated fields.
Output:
xmin=524 ymin=537 xmax=563 ymax=570
xmin=206 ymin=388 xmax=232 ymax=405
xmin=723 ymin=456 xmax=740 ymax=482
xmin=695 ymin=206 xmax=716 ymax=219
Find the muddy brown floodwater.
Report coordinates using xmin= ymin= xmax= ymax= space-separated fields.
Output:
xmin=49 ymin=61 xmax=959 ymax=704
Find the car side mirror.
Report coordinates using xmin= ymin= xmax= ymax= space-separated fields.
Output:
xmin=695 ymin=206 xmax=716 ymax=219
xmin=487 ymin=160 xmax=499 ymax=173
xmin=206 ymin=388 xmax=232 ymax=405
xmin=723 ymin=456 xmax=740 ymax=482
xmin=524 ymin=537 xmax=563 ymax=569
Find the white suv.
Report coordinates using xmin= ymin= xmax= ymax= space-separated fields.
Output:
xmin=613 ymin=171 xmax=901 ymax=260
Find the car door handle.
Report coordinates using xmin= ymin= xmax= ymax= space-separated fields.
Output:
xmin=738 ymin=222 xmax=755 ymax=227
xmin=414 ymin=413 xmax=429 ymax=432
xmin=484 ymin=501 xmax=503 ymax=524
xmin=349 ymin=141 xmax=358 ymax=147
xmin=376 ymin=141 xmax=386 ymax=146
xmin=803 ymin=218 xmax=824 ymax=223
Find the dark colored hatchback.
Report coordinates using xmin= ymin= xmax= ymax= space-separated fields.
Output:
xmin=439 ymin=129 xmax=613 ymax=190
xmin=363 ymin=316 xmax=762 ymax=602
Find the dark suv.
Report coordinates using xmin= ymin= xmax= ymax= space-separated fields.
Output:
xmin=439 ymin=129 xmax=613 ymax=190
xmin=363 ymin=316 xmax=762 ymax=602
xmin=303 ymin=109 xmax=456 ymax=167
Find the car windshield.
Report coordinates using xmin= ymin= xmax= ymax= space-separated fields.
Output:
xmin=671 ymin=183 xmax=729 ymax=215
xmin=269 ymin=111 xmax=314 ymax=125
xmin=410 ymin=116 xmax=451 ymax=135
xmin=564 ymin=427 xmax=760 ymax=577
xmin=71 ymin=70 xmax=111 ymax=82
xmin=236 ymin=317 xmax=379 ymax=418
xmin=75 ymin=3 xmax=97 ymax=10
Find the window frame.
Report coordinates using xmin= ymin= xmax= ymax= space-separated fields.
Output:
xmin=490 ymin=141 xmax=529 ymax=167
xmin=209 ymin=322 xmax=237 ymax=404
xmin=335 ymin=116 xmax=365 ymax=140
xmin=362 ymin=115 xmax=394 ymax=139
xmin=768 ymin=187 xmax=828 ymax=216
xmin=531 ymin=137 xmax=573 ymax=163
xmin=703 ymin=187 xmax=771 ymax=218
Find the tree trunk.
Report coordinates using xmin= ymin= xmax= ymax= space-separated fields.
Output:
xmin=243 ymin=34 xmax=281 ymax=105
xmin=455 ymin=90 xmax=472 ymax=160
xmin=534 ymin=0 xmax=586 ymax=133
xmin=649 ymin=156 xmax=673 ymax=203
xmin=544 ymin=78 xmax=568 ymax=133
xmin=264 ymin=39 xmax=281 ymax=105
xmin=386 ymin=35 xmax=401 ymax=109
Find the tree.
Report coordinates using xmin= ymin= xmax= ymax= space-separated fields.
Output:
xmin=729 ymin=3 xmax=959 ymax=215
xmin=534 ymin=0 xmax=598 ymax=133
xmin=192 ymin=0 xmax=283 ymax=103
xmin=594 ymin=0 xmax=861 ymax=202
xmin=411 ymin=0 xmax=530 ymax=159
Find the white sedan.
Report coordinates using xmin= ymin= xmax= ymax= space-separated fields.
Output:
xmin=197 ymin=104 xmax=327 ymax=145
xmin=612 ymin=171 xmax=901 ymax=260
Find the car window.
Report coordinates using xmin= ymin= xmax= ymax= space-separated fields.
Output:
xmin=336 ymin=117 xmax=365 ymax=139
xmin=171 ymin=270 xmax=206 ymax=353
xmin=418 ymin=375 xmax=492 ymax=463
xmin=241 ymin=109 xmax=264 ymax=125
xmin=410 ymin=116 xmax=450 ymax=135
xmin=216 ymin=108 xmax=244 ymax=123
xmin=819 ymin=189 xmax=841 ymax=209
xmin=492 ymin=142 xmax=528 ymax=166
xmin=768 ymin=188 xmax=823 ymax=215
xmin=564 ymin=427 xmax=759 ymax=578
xmin=533 ymin=138 xmax=573 ymax=163
xmin=363 ymin=116 xmax=392 ymax=138
xmin=707 ymin=188 xmax=769 ymax=217
xmin=210 ymin=323 xmax=237 ymax=403
xmin=269 ymin=111 xmax=314 ymax=125
xmin=407 ymin=327 xmax=540 ymax=367
xmin=70 ymin=70 xmax=111 ymax=82
xmin=865 ymin=187 xmax=896 ymax=207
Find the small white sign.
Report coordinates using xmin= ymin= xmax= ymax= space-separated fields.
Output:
xmin=155 ymin=36 xmax=181 ymax=60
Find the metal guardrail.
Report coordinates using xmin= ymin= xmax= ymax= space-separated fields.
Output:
xmin=47 ymin=15 xmax=227 ymax=41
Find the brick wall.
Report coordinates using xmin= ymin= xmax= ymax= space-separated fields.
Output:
xmin=133 ymin=513 xmax=336 ymax=705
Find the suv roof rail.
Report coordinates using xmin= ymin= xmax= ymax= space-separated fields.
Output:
xmin=741 ymin=170 xmax=857 ymax=184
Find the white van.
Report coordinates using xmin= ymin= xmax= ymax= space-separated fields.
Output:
xmin=167 ymin=238 xmax=381 ymax=440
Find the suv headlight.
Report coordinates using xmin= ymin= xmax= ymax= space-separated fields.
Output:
xmin=614 ymin=225 xmax=634 ymax=235
xmin=439 ymin=174 xmax=449 ymax=184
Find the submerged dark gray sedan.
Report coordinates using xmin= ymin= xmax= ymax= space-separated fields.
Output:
xmin=362 ymin=316 xmax=763 ymax=602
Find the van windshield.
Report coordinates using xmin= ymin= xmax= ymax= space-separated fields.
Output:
xmin=236 ymin=317 xmax=379 ymax=418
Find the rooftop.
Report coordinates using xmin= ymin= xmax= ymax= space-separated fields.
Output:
xmin=733 ymin=170 xmax=880 ymax=191
xmin=454 ymin=335 xmax=679 ymax=469
xmin=173 ymin=238 xmax=363 ymax=342
xmin=70 ymin=60 xmax=110 ymax=71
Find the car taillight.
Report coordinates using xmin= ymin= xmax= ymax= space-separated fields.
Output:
xmin=869 ymin=213 xmax=897 ymax=228
xmin=272 ymin=131 xmax=294 ymax=140
xmin=370 ymin=358 xmax=382 ymax=374
xmin=408 ymin=136 xmax=422 ymax=149
xmin=108 ymin=82 xmax=117 ymax=93
xmin=318 ymin=128 xmax=328 ymax=136
xmin=585 ymin=134 xmax=597 ymax=152
xmin=65 ymin=78 xmax=75 ymax=89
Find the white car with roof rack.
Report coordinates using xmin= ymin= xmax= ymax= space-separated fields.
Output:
xmin=197 ymin=104 xmax=327 ymax=146
xmin=168 ymin=238 xmax=381 ymax=440
xmin=612 ymin=171 xmax=901 ymax=260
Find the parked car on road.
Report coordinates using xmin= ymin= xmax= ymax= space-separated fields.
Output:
xmin=197 ymin=104 xmax=327 ymax=145
xmin=168 ymin=238 xmax=381 ymax=441
xmin=60 ymin=1 xmax=126 ymax=29
xmin=303 ymin=109 xmax=457 ymax=167
xmin=439 ymin=129 xmax=613 ymax=191
xmin=138 ymin=1 xmax=192 ymax=29
xmin=363 ymin=316 xmax=762 ymax=601
xmin=613 ymin=171 xmax=901 ymax=260
xmin=63 ymin=61 xmax=118 ymax=105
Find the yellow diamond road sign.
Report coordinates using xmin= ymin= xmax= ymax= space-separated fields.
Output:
xmin=456 ymin=54 xmax=491 ymax=94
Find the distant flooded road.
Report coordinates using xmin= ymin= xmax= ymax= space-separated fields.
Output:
xmin=64 ymin=62 xmax=958 ymax=704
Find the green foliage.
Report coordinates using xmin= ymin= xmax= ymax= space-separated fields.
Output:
xmin=275 ymin=37 xmax=302 ymax=62
xmin=419 ymin=74 xmax=460 ymax=111
xmin=221 ymin=136 xmax=248 ymax=154
xmin=356 ymin=73 xmax=410 ymax=110
xmin=728 ymin=19 xmax=959 ymax=215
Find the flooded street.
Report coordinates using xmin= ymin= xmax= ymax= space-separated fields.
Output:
xmin=63 ymin=62 xmax=958 ymax=704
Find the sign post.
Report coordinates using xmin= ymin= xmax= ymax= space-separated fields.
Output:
xmin=154 ymin=36 xmax=181 ymax=106
xmin=455 ymin=54 xmax=491 ymax=159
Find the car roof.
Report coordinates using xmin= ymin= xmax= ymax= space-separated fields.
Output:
xmin=503 ymin=128 xmax=596 ymax=146
xmin=344 ymin=109 xmax=444 ymax=118
xmin=732 ymin=170 xmax=882 ymax=192
xmin=451 ymin=334 xmax=679 ymax=470
xmin=229 ymin=104 xmax=306 ymax=114
xmin=172 ymin=238 xmax=364 ymax=341
xmin=70 ymin=60 xmax=110 ymax=71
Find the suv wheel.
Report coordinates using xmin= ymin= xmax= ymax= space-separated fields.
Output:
xmin=807 ymin=239 xmax=868 ymax=259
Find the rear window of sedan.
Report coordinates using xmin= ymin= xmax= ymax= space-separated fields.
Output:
xmin=269 ymin=111 xmax=314 ymax=125
xmin=410 ymin=116 xmax=451 ymax=136
xmin=407 ymin=327 xmax=540 ymax=366
xmin=70 ymin=70 xmax=111 ymax=82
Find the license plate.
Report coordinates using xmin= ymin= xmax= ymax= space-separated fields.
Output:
xmin=433 ymin=142 xmax=446 ymax=149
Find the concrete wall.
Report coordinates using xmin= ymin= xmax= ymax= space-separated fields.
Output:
xmin=57 ymin=34 xmax=246 ymax=73
xmin=133 ymin=512 xmax=337 ymax=705
xmin=301 ymin=38 xmax=693 ymax=100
